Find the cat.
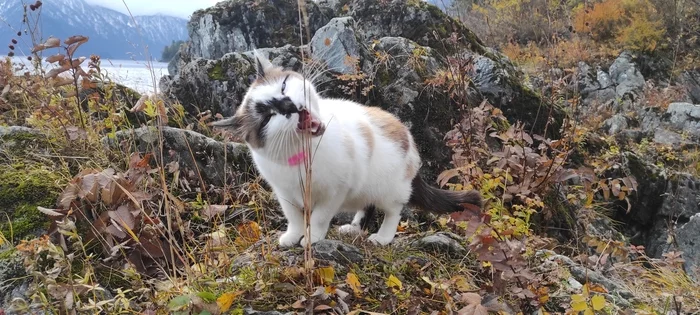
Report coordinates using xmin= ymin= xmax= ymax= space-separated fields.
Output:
xmin=211 ymin=51 xmax=482 ymax=247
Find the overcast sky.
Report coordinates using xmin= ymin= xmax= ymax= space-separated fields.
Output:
xmin=85 ymin=0 xmax=221 ymax=19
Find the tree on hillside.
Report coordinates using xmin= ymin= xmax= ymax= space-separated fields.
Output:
xmin=160 ymin=40 xmax=185 ymax=62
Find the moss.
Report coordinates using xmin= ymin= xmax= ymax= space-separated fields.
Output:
xmin=207 ymin=61 xmax=226 ymax=81
xmin=0 ymin=163 xmax=63 ymax=241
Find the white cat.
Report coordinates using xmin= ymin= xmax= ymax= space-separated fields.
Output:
xmin=212 ymin=51 xmax=482 ymax=247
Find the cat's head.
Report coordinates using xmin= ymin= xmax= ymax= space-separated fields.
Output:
xmin=211 ymin=51 xmax=325 ymax=149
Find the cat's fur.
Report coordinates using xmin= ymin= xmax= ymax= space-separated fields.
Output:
xmin=212 ymin=51 xmax=482 ymax=247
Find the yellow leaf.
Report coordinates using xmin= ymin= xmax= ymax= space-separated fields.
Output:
xmin=584 ymin=308 xmax=595 ymax=315
xmin=571 ymin=301 xmax=588 ymax=312
xmin=346 ymin=272 xmax=362 ymax=296
xmin=571 ymin=294 xmax=586 ymax=303
xmin=591 ymin=295 xmax=606 ymax=310
xmin=217 ymin=290 xmax=243 ymax=312
xmin=315 ymin=266 xmax=335 ymax=285
xmin=234 ymin=221 xmax=261 ymax=248
xmin=451 ymin=275 xmax=472 ymax=292
xmin=386 ymin=274 xmax=403 ymax=293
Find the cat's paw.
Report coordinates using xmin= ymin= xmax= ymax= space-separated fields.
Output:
xmin=278 ymin=231 xmax=303 ymax=248
xmin=299 ymin=233 xmax=324 ymax=246
xmin=337 ymin=224 xmax=361 ymax=235
xmin=367 ymin=233 xmax=394 ymax=246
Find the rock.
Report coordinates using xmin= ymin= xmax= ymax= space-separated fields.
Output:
xmin=186 ymin=0 xmax=332 ymax=60
xmin=644 ymin=173 xmax=700 ymax=277
xmin=682 ymin=69 xmax=700 ymax=104
xmin=160 ymin=45 xmax=304 ymax=118
xmin=164 ymin=0 xmax=563 ymax=177
xmin=167 ymin=49 xmax=181 ymax=76
xmin=0 ymin=126 xmax=42 ymax=138
xmin=347 ymin=0 xmax=487 ymax=55
xmin=575 ymin=62 xmax=615 ymax=108
xmin=602 ymin=114 xmax=629 ymax=135
xmin=413 ymin=232 xmax=467 ymax=257
xmin=102 ymin=126 xmax=251 ymax=188
xmin=674 ymin=214 xmax=700 ymax=280
xmin=616 ymin=152 xmax=668 ymax=226
xmin=243 ymin=309 xmax=294 ymax=315
xmin=652 ymin=129 xmax=686 ymax=147
xmin=609 ymin=51 xmax=645 ymax=102
xmin=663 ymin=102 xmax=700 ymax=138
xmin=0 ymin=250 xmax=25 ymax=307
xmin=310 ymin=17 xmax=365 ymax=75
xmin=536 ymin=250 xmax=635 ymax=308
xmin=312 ymin=240 xmax=364 ymax=265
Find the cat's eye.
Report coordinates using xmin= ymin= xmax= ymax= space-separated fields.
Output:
xmin=281 ymin=75 xmax=289 ymax=94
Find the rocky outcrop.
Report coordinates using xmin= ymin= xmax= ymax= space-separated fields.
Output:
xmin=185 ymin=0 xmax=333 ymax=60
xmin=102 ymin=126 xmax=252 ymax=188
xmin=682 ymin=68 xmax=700 ymax=104
xmin=161 ymin=0 xmax=563 ymax=177
xmin=606 ymin=153 xmax=700 ymax=280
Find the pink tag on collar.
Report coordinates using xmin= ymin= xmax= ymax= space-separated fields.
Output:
xmin=287 ymin=151 xmax=307 ymax=166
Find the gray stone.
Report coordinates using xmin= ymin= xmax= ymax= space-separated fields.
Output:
xmin=0 ymin=126 xmax=42 ymax=138
xmin=0 ymin=250 xmax=25 ymax=304
xmin=609 ymin=51 xmax=645 ymax=101
xmin=312 ymin=240 xmax=364 ymax=265
xmin=597 ymin=66 xmax=613 ymax=89
xmin=243 ymin=308 xmax=294 ymax=315
xmin=185 ymin=0 xmax=332 ymax=60
xmin=311 ymin=17 xmax=364 ymax=75
xmin=413 ymin=232 xmax=467 ymax=257
xmin=664 ymin=102 xmax=700 ymax=138
xmin=681 ymin=69 xmax=700 ymax=104
xmin=602 ymin=114 xmax=629 ymax=135
xmin=161 ymin=45 xmax=305 ymax=118
xmin=162 ymin=0 xmax=564 ymax=178
xmin=653 ymin=129 xmax=685 ymax=147
xmin=537 ymin=250 xmax=635 ymax=308
xmin=102 ymin=126 xmax=251 ymax=187
xmin=675 ymin=214 xmax=700 ymax=280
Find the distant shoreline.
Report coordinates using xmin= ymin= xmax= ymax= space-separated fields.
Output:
xmin=2 ymin=55 xmax=169 ymax=94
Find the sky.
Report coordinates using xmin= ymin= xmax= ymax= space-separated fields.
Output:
xmin=85 ymin=0 xmax=221 ymax=19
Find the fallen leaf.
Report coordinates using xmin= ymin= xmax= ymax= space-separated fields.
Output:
xmin=234 ymin=221 xmax=261 ymax=248
xmin=386 ymin=274 xmax=402 ymax=293
xmin=314 ymin=304 xmax=333 ymax=311
xmin=216 ymin=290 xmax=242 ymax=312
xmin=202 ymin=205 xmax=229 ymax=221
xmin=591 ymin=295 xmax=605 ymax=310
xmin=460 ymin=293 xmax=482 ymax=305
xmin=346 ymin=272 xmax=362 ymax=296
xmin=37 ymin=206 xmax=65 ymax=217
xmin=315 ymin=266 xmax=335 ymax=285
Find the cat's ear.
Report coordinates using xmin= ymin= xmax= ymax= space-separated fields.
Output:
xmin=210 ymin=113 xmax=244 ymax=131
xmin=253 ymin=49 xmax=274 ymax=79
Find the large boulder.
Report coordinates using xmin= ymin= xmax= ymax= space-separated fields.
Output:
xmin=609 ymin=153 xmax=700 ymax=279
xmin=608 ymin=51 xmax=646 ymax=103
xmin=185 ymin=0 xmax=333 ymax=60
xmin=161 ymin=0 xmax=564 ymax=177
xmin=102 ymin=126 xmax=252 ymax=188
xmin=681 ymin=68 xmax=700 ymax=104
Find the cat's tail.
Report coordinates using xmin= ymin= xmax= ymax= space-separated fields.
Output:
xmin=408 ymin=175 xmax=483 ymax=214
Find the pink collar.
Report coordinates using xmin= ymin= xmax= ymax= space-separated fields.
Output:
xmin=287 ymin=150 xmax=307 ymax=166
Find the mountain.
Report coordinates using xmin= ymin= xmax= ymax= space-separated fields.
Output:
xmin=0 ymin=0 xmax=188 ymax=60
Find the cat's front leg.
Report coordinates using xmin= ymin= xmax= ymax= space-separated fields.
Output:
xmin=278 ymin=199 xmax=305 ymax=248
xmin=299 ymin=197 xmax=343 ymax=246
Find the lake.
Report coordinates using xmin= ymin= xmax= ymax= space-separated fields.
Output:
xmin=4 ymin=56 xmax=169 ymax=94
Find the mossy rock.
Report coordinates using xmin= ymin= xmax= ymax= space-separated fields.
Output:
xmin=0 ymin=162 xmax=63 ymax=242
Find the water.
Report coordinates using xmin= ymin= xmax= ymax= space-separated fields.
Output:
xmin=4 ymin=55 xmax=169 ymax=94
